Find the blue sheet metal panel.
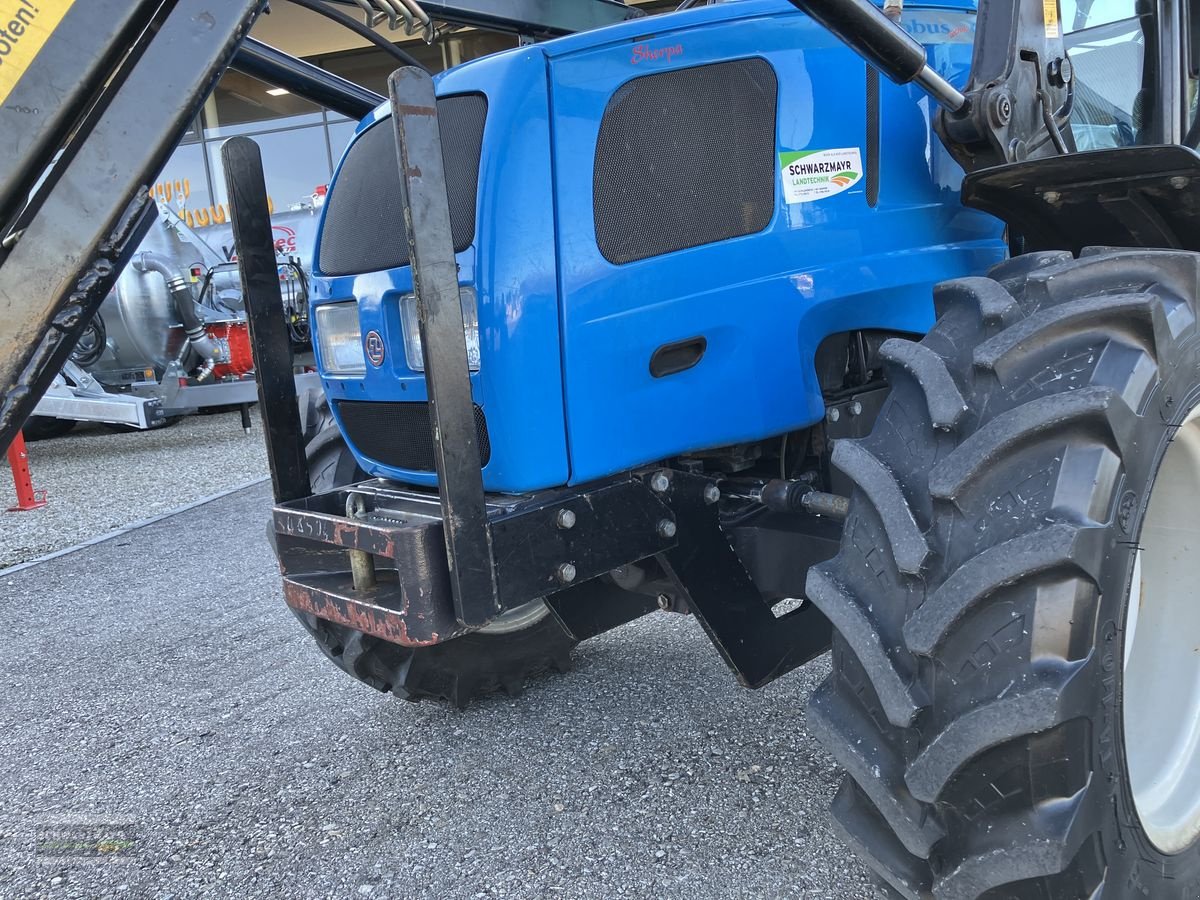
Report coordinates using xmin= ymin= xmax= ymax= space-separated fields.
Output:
xmin=549 ymin=2 xmax=1004 ymax=484
xmin=310 ymin=48 xmax=569 ymax=492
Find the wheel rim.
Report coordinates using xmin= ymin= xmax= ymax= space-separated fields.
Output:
xmin=1123 ymin=401 xmax=1200 ymax=855
xmin=477 ymin=599 xmax=550 ymax=635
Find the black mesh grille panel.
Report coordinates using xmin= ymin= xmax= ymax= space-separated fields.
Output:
xmin=318 ymin=94 xmax=487 ymax=276
xmin=866 ymin=65 xmax=880 ymax=208
xmin=593 ymin=59 xmax=778 ymax=265
xmin=337 ymin=400 xmax=491 ymax=472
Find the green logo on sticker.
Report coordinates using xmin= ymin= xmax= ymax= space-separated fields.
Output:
xmin=778 ymin=148 xmax=864 ymax=203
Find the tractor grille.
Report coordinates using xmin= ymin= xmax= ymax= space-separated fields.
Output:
xmin=336 ymin=400 xmax=491 ymax=472
xmin=318 ymin=94 xmax=487 ymax=276
xmin=593 ymin=58 xmax=778 ymax=265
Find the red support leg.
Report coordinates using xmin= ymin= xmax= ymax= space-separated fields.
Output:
xmin=6 ymin=432 xmax=48 ymax=511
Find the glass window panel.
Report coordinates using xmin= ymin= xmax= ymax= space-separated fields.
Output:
xmin=202 ymin=70 xmax=324 ymax=138
xmin=1065 ymin=15 xmax=1148 ymax=148
xmin=327 ymin=119 xmax=360 ymax=167
xmin=207 ymin=124 xmax=333 ymax=219
xmin=151 ymin=143 xmax=214 ymax=230
xmin=1189 ymin=71 xmax=1197 ymax=135
xmin=1061 ymin=0 xmax=1138 ymax=31
xmin=180 ymin=115 xmax=201 ymax=144
xmin=441 ymin=32 xmax=518 ymax=67
xmin=319 ymin=47 xmax=408 ymax=94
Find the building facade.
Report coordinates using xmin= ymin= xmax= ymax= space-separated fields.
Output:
xmin=155 ymin=1 xmax=677 ymax=235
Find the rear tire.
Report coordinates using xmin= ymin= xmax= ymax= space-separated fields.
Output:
xmin=289 ymin=393 xmax=578 ymax=708
xmin=810 ymin=249 xmax=1200 ymax=897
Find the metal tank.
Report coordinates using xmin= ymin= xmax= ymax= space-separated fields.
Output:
xmin=84 ymin=203 xmax=239 ymax=385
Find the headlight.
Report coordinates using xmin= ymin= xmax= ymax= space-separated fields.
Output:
xmin=399 ymin=286 xmax=480 ymax=373
xmin=315 ymin=302 xmax=366 ymax=375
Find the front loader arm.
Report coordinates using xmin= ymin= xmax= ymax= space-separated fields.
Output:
xmin=0 ymin=1 xmax=266 ymax=452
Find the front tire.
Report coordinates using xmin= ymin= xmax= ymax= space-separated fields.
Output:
xmin=290 ymin=394 xmax=578 ymax=708
xmin=810 ymin=249 xmax=1200 ymax=897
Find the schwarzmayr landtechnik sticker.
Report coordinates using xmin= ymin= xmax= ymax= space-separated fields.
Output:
xmin=780 ymin=148 xmax=863 ymax=204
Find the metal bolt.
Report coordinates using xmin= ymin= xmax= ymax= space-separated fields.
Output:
xmin=656 ymin=593 xmax=671 ymax=611
xmin=1047 ymin=57 xmax=1072 ymax=87
xmin=556 ymin=508 xmax=577 ymax=530
xmin=1042 ymin=190 xmax=1061 ymax=205
xmin=657 ymin=519 xmax=677 ymax=539
xmin=349 ymin=549 xmax=377 ymax=592
xmin=827 ymin=407 xmax=841 ymax=424
xmin=1170 ymin=176 xmax=1190 ymax=190
xmin=556 ymin=562 xmax=577 ymax=584
xmin=345 ymin=493 xmax=368 ymax=519
xmin=849 ymin=401 xmax=863 ymax=416
xmin=703 ymin=483 xmax=721 ymax=505
xmin=990 ymin=92 xmax=1012 ymax=127
xmin=650 ymin=471 xmax=670 ymax=493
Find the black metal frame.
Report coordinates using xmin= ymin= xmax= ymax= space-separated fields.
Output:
xmin=0 ymin=0 xmax=266 ymax=451
xmin=387 ymin=67 xmax=501 ymax=627
xmin=231 ymin=39 xmax=385 ymax=120
xmin=223 ymin=138 xmax=313 ymax=503
xmin=270 ymin=462 xmax=836 ymax=688
xmin=326 ymin=0 xmax=643 ymax=38
xmin=656 ymin=473 xmax=833 ymax=688
xmin=963 ymin=143 xmax=1200 ymax=253
xmin=273 ymin=473 xmax=678 ymax=644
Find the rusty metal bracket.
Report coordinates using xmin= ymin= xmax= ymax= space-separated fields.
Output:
xmin=274 ymin=474 xmax=676 ymax=646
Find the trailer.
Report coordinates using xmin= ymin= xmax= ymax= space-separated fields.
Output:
xmin=25 ymin=203 xmax=320 ymax=437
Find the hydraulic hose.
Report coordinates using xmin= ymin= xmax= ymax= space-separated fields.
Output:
xmin=133 ymin=251 xmax=219 ymax=362
xmin=284 ymin=0 xmax=429 ymax=70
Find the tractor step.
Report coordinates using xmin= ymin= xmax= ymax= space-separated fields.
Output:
xmin=273 ymin=475 xmax=677 ymax=646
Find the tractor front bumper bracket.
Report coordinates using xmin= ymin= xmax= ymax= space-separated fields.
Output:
xmin=273 ymin=474 xmax=677 ymax=646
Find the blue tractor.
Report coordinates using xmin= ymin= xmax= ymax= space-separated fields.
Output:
xmin=292 ymin=0 xmax=1007 ymax=697
xmin=263 ymin=0 xmax=1200 ymax=892
xmin=4 ymin=0 xmax=1198 ymax=894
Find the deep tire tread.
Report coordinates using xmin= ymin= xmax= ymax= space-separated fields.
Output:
xmin=932 ymin=276 xmax=1024 ymax=326
xmin=880 ymin=339 xmax=968 ymax=431
xmin=830 ymin=779 xmax=933 ymax=900
xmin=902 ymin=524 xmax=1103 ymax=657
xmin=810 ymin=248 xmax=1200 ymax=898
xmin=808 ymin=681 xmax=945 ymax=857
xmin=905 ymin=656 xmax=1094 ymax=803
xmin=927 ymin=386 xmax=1134 ymax=502
xmin=933 ymin=783 xmax=1096 ymax=900
xmin=831 ymin=440 xmax=930 ymax=575
xmin=972 ymin=292 xmax=1169 ymax=376
xmin=807 ymin=564 xmax=923 ymax=727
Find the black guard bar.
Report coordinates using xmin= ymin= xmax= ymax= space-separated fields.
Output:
xmin=387 ymin=66 xmax=500 ymax=627
xmin=223 ymin=137 xmax=313 ymax=504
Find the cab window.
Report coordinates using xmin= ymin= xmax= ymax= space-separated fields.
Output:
xmin=1060 ymin=0 xmax=1149 ymax=148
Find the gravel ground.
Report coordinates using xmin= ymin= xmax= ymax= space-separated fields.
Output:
xmin=0 ymin=411 xmax=269 ymax=570
xmin=0 ymin=482 xmax=878 ymax=900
